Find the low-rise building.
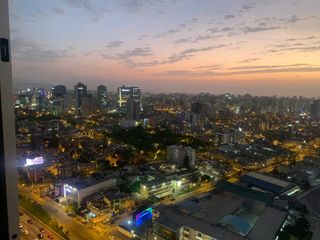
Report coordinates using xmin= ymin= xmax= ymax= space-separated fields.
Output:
xmin=62 ymin=176 xmax=117 ymax=206
xmin=140 ymin=169 xmax=199 ymax=200
xmin=153 ymin=182 xmax=289 ymax=240
xmin=103 ymin=188 xmax=135 ymax=214
xmin=240 ymin=172 xmax=300 ymax=196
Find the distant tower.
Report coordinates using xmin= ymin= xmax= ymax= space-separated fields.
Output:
xmin=97 ymin=85 xmax=107 ymax=109
xmin=310 ymin=100 xmax=320 ymax=120
xmin=126 ymin=98 xmax=140 ymax=120
xmin=74 ymin=82 xmax=87 ymax=115
xmin=81 ymin=94 xmax=94 ymax=117
xmin=52 ymin=85 xmax=66 ymax=99
xmin=117 ymin=85 xmax=141 ymax=110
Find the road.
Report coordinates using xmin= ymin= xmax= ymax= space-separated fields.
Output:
xmin=20 ymin=186 xmax=115 ymax=240
xmin=20 ymin=208 xmax=63 ymax=240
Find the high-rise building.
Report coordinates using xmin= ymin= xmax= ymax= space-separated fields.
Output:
xmin=126 ymin=98 xmax=140 ymax=120
xmin=74 ymin=82 xmax=87 ymax=115
xmin=97 ymin=85 xmax=107 ymax=109
xmin=167 ymin=145 xmax=196 ymax=167
xmin=31 ymin=88 xmax=47 ymax=110
xmin=310 ymin=100 xmax=320 ymax=120
xmin=117 ymin=85 xmax=141 ymax=110
xmin=52 ymin=85 xmax=66 ymax=98
xmin=81 ymin=94 xmax=95 ymax=117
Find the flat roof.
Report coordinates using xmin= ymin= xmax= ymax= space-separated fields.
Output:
xmin=155 ymin=189 xmax=286 ymax=239
xmin=248 ymin=207 xmax=287 ymax=240
xmin=64 ymin=175 xmax=116 ymax=190
xmin=216 ymin=180 xmax=274 ymax=203
xmin=245 ymin=172 xmax=290 ymax=188
xmin=240 ymin=172 xmax=296 ymax=194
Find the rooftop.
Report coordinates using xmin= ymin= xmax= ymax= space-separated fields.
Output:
xmin=64 ymin=175 xmax=116 ymax=190
xmin=240 ymin=172 xmax=297 ymax=194
xmin=245 ymin=172 xmax=291 ymax=188
xmin=154 ymin=189 xmax=287 ymax=239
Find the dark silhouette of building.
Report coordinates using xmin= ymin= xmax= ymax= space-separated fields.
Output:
xmin=74 ymin=82 xmax=87 ymax=115
xmin=97 ymin=85 xmax=107 ymax=109
xmin=310 ymin=100 xmax=320 ymax=120
xmin=52 ymin=85 xmax=66 ymax=98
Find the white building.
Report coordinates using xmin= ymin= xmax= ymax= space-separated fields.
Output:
xmin=167 ymin=145 xmax=196 ymax=167
xmin=63 ymin=176 xmax=117 ymax=206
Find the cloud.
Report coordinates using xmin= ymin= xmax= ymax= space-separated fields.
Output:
xmin=241 ymin=26 xmax=280 ymax=33
xmin=239 ymin=58 xmax=261 ymax=63
xmin=229 ymin=64 xmax=310 ymax=70
xmin=119 ymin=0 xmax=167 ymax=13
xmin=174 ymin=34 xmax=224 ymax=44
xmin=11 ymin=37 xmax=71 ymax=62
xmin=175 ymin=38 xmax=193 ymax=44
xmin=194 ymin=64 xmax=222 ymax=70
xmin=106 ymin=40 xmax=124 ymax=48
xmin=102 ymin=47 xmax=153 ymax=61
xmin=155 ymin=29 xmax=180 ymax=38
xmin=154 ymin=17 xmax=198 ymax=38
xmin=288 ymin=15 xmax=299 ymax=23
xmin=167 ymin=44 xmax=228 ymax=63
xmin=52 ymin=7 xmax=66 ymax=15
xmin=118 ymin=47 xmax=152 ymax=58
xmin=126 ymin=44 xmax=229 ymax=68
xmin=62 ymin=0 xmax=109 ymax=21
xmin=241 ymin=4 xmax=255 ymax=11
xmin=263 ymin=41 xmax=320 ymax=54
xmin=224 ymin=14 xmax=235 ymax=20
xmin=155 ymin=65 xmax=320 ymax=77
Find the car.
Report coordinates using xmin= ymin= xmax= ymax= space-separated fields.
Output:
xmin=24 ymin=230 xmax=29 ymax=235
xmin=19 ymin=211 xmax=23 ymax=216
xmin=39 ymin=228 xmax=45 ymax=233
xmin=19 ymin=224 xmax=23 ymax=229
xmin=38 ymin=233 xmax=44 ymax=238
xmin=47 ymin=234 xmax=54 ymax=239
xmin=27 ymin=219 xmax=33 ymax=224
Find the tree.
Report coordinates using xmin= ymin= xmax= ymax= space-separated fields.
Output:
xmin=97 ymin=159 xmax=111 ymax=171
xmin=201 ymin=175 xmax=211 ymax=182
xmin=278 ymin=216 xmax=312 ymax=240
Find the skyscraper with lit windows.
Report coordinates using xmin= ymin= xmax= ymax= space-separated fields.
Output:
xmin=74 ymin=82 xmax=87 ymax=115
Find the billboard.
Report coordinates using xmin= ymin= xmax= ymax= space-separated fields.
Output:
xmin=133 ymin=206 xmax=153 ymax=227
xmin=25 ymin=156 xmax=44 ymax=166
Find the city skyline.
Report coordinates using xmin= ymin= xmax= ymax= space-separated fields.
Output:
xmin=10 ymin=0 xmax=320 ymax=97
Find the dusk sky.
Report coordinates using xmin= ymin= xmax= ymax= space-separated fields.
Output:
xmin=9 ymin=0 xmax=320 ymax=96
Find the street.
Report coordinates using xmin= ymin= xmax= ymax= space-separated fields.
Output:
xmin=20 ymin=208 xmax=64 ymax=240
xmin=20 ymin=185 xmax=118 ymax=240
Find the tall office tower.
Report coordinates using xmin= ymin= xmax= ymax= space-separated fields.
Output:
xmin=31 ymin=88 xmax=47 ymax=110
xmin=97 ymin=85 xmax=107 ymax=109
xmin=310 ymin=100 xmax=320 ymax=120
xmin=81 ymin=94 xmax=95 ymax=117
xmin=52 ymin=85 xmax=67 ymax=98
xmin=126 ymin=98 xmax=140 ymax=120
xmin=74 ymin=82 xmax=87 ymax=115
xmin=117 ymin=85 xmax=141 ymax=110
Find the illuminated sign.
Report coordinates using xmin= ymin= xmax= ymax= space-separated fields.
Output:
xmin=25 ymin=156 xmax=44 ymax=166
xmin=135 ymin=207 xmax=153 ymax=227
xmin=63 ymin=184 xmax=78 ymax=197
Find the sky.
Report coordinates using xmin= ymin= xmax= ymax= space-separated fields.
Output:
xmin=9 ymin=0 xmax=320 ymax=96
